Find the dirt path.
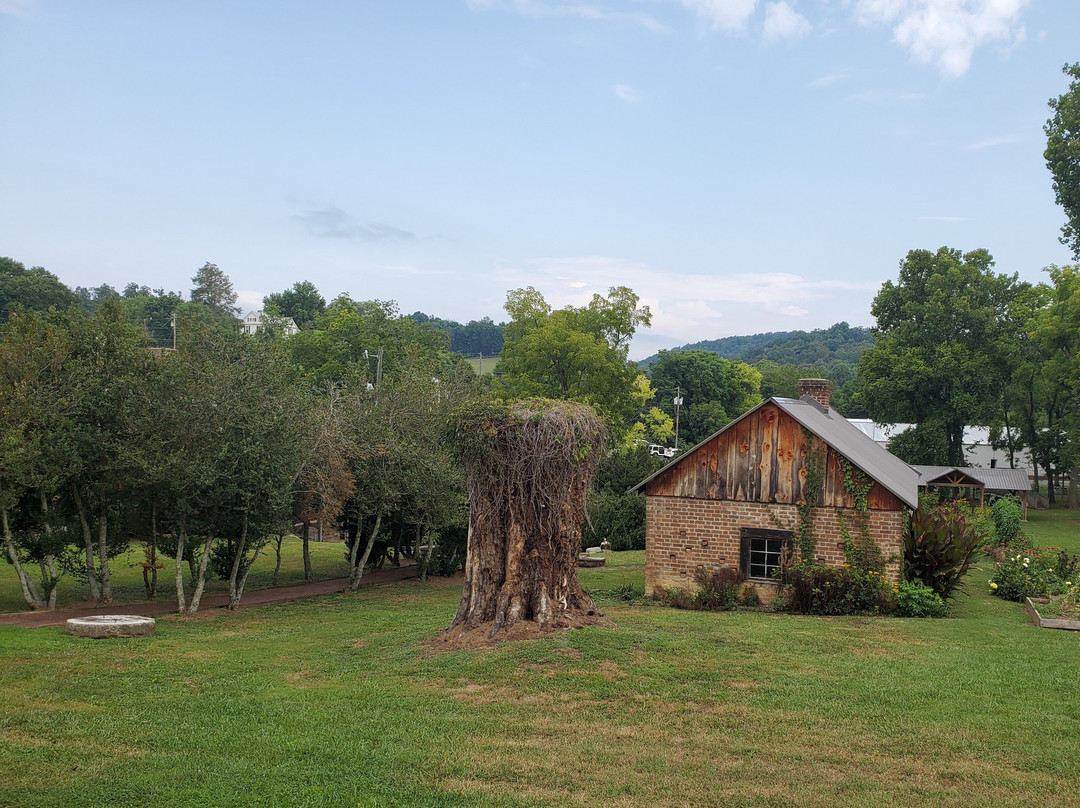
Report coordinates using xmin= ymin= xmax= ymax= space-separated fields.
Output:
xmin=0 ymin=565 xmax=417 ymax=628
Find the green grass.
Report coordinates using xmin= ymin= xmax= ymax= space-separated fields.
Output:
xmin=1023 ymin=507 xmax=1080 ymax=554
xmin=1 ymin=540 xmax=1079 ymax=806
xmin=464 ymin=354 xmax=500 ymax=376
xmin=0 ymin=535 xmax=352 ymax=614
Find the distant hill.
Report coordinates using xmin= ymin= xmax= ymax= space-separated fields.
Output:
xmin=638 ymin=322 xmax=874 ymax=369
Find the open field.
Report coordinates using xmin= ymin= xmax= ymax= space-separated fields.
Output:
xmin=464 ymin=354 xmax=500 ymax=376
xmin=1 ymin=520 xmax=1078 ymax=807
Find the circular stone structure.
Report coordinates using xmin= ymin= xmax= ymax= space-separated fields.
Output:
xmin=66 ymin=615 xmax=156 ymax=639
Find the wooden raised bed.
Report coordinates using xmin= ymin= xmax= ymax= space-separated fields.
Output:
xmin=1024 ymin=597 xmax=1080 ymax=631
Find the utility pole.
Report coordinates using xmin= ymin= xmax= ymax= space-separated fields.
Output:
xmin=673 ymin=387 xmax=684 ymax=450
xmin=171 ymin=312 xmax=176 ymax=350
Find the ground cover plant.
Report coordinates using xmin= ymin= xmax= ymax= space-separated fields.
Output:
xmin=1 ymin=520 xmax=1079 ymax=807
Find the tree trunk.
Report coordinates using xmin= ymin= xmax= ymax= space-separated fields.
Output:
xmin=175 ymin=526 xmax=188 ymax=614
xmin=302 ymin=519 xmax=312 ymax=580
xmin=3 ymin=509 xmax=45 ymax=610
xmin=38 ymin=491 xmax=59 ymax=608
xmin=97 ymin=513 xmax=112 ymax=602
xmin=227 ymin=513 xmax=249 ymax=610
xmin=272 ymin=533 xmax=283 ymax=586
xmin=445 ymin=401 xmax=605 ymax=641
xmin=1069 ymin=468 xmax=1078 ymax=509
xmin=70 ymin=484 xmax=101 ymax=600
xmin=347 ymin=511 xmax=382 ymax=592
xmin=186 ymin=534 xmax=214 ymax=616
xmin=232 ymin=537 xmax=267 ymax=610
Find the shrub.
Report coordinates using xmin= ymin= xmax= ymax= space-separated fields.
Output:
xmin=989 ymin=547 xmax=1079 ymax=602
xmin=990 ymin=497 xmax=1024 ymax=546
xmin=778 ymin=562 xmax=894 ymax=615
xmin=903 ymin=503 xmax=980 ymax=600
xmin=692 ymin=567 xmax=742 ymax=610
xmin=895 ymin=579 xmax=948 ymax=618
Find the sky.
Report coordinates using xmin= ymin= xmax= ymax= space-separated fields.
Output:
xmin=2 ymin=0 xmax=1078 ymax=359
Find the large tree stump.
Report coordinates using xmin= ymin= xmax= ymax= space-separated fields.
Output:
xmin=444 ymin=400 xmax=606 ymax=641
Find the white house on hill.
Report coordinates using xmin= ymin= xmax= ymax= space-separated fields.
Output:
xmin=241 ymin=310 xmax=299 ymax=337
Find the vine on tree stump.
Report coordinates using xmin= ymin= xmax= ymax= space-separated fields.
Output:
xmin=444 ymin=399 xmax=606 ymax=641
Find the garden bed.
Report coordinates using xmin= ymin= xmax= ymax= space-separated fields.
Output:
xmin=1024 ymin=597 xmax=1080 ymax=631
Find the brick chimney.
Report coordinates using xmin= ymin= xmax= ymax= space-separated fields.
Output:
xmin=797 ymin=378 xmax=832 ymax=411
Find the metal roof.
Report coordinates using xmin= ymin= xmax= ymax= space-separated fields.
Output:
xmin=912 ymin=465 xmax=1030 ymax=492
xmin=630 ymin=395 xmax=920 ymax=509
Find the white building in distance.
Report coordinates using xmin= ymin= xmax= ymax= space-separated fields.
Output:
xmin=241 ymin=310 xmax=299 ymax=337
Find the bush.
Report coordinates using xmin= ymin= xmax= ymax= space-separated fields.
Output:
xmin=989 ymin=546 xmax=1079 ymax=602
xmin=903 ymin=502 xmax=980 ymax=600
xmin=692 ymin=567 xmax=742 ymax=610
xmin=895 ymin=579 xmax=948 ymax=618
xmin=778 ymin=562 xmax=894 ymax=615
xmin=990 ymin=497 xmax=1024 ymax=546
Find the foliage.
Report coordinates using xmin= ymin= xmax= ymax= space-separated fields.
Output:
xmin=190 ymin=261 xmax=239 ymax=316
xmin=990 ymin=497 xmax=1025 ymax=546
xmin=989 ymin=545 xmax=1078 ymax=602
xmin=264 ymin=280 xmax=326 ymax=330
xmin=584 ymin=490 xmax=645 ymax=551
xmin=646 ymin=349 xmax=761 ymax=446
xmin=495 ymin=286 xmax=650 ymax=437
xmin=409 ymin=311 xmax=505 ymax=357
xmin=1045 ymin=62 xmax=1080 ymax=259
xmin=0 ymin=256 xmax=77 ymax=322
xmin=902 ymin=500 xmax=981 ymax=600
xmin=894 ymin=579 xmax=948 ymax=618
xmin=691 ymin=567 xmax=743 ymax=610
xmin=859 ymin=247 xmax=1022 ymax=466
xmin=777 ymin=562 xmax=894 ymax=615
xmin=796 ymin=430 xmax=825 ymax=561
xmin=886 ymin=420 xmax=952 ymax=465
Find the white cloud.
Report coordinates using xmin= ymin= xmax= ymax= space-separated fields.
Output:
xmin=614 ymin=83 xmax=643 ymax=102
xmin=236 ymin=290 xmax=265 ymax=313
xmin=678 ymin=0 xmax=758 ymax=31
xmin=852 ymin=0 xmax=1031 ymax=78
xmin=763 ymin=1 xmax=811 ymax=40
xmin=0 ymin=0 xmax=34 ymax=13
xmin=492 ymin=255 xmax=876 ymax=358
xmin=966 ymin=134 xmax=1021 ymax=149
xmin=810 ymin=70 xmax=850 ymax=87
xmin=465 ymin=0 xmax=664 ymax=29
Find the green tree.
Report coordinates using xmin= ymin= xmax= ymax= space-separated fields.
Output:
xmin=1045 ymin=62 xmax=1080 ymax=259
xmin=496 ymin=286 xmax=651 ymax=434
xmin=647 ymin=349 xmax=762 ymax=446
xmin=0 ymin=257 xmax=77 ymax=322
xmin=190 ymin=261 xmax=239 ymax=317
xmin=858 ymin=247 xmax=1020 ymax=466
xmin=264 ymin=280 xmax=326 ymax=330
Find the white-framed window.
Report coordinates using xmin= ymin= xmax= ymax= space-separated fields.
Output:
xmin=740 ymin=528 xmax=792 ymax=582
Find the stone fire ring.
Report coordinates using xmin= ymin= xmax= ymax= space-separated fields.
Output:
xmin=66 ymin=615 xmax=156 ymax=639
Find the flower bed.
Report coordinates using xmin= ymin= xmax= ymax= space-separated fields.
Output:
xmin=1024 ymin=597 xmax=1080 ymax=631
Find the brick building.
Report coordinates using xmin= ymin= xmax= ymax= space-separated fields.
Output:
xmin=631 ymin=379 xmax=918 ymax=601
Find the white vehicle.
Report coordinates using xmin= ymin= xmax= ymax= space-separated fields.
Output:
xmin=648 ymin=444 xmax=676 ymax=458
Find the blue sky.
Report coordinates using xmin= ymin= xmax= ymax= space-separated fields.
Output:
xmin=1 ymin=0 xmax=1077 ymax=358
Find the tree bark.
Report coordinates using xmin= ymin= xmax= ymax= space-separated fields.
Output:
xmin=3 ymin=509 xmax=45 ymax=610
xmin=347 ymin=511 xmax=382 ymax=592
xmin=272 ymin=533 xmax=283 ymax=586
xmin=97 ymin=513 xmax=112 ymax=602
xmin=70 ymin=484 xmax=101 ymax=600
xmin=175 ymin=526 xmax=188 ymax=615
xmin=227 ymin=513 xmax=249 ymax=610
xmin=302 ymin=519 xmax=312 ymax=580
xmin=186 ymin=534 xmax=214 ymax=616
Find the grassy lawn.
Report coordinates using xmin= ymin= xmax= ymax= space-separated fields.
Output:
xmin=464 ymin=355 xmax=500 ymax=376
xmin=1 ymin=534 xmax=1078 ymax=806
xmin=0 ymin=536 xmax=352 ymax=615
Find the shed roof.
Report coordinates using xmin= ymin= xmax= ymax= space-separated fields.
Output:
xmin=630 ymin=395 xmax=920 ymax=509
xmin=912 ymin=465 xmax=1030 ymax=492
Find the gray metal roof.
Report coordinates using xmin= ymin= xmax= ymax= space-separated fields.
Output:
xmin=630 ymin=395 xmax=920 ymax=509
xmin=912 ymin=465 xmax=1030 ymax=492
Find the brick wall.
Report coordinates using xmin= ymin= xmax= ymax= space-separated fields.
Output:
xmin=644 ymin=496 xmax=903 ymax=599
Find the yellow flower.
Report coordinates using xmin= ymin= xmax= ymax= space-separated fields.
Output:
xmin=989 ymin=582 xmax=998 ymax=590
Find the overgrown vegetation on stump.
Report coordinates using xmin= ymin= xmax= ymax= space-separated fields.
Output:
xmin=444 ymin=399 xmax=606 ymax=641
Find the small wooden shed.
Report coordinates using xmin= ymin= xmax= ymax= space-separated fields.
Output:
xmin=631 ymin=380 xmax=919 ymax=601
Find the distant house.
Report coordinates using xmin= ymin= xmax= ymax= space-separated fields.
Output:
xmin=632 ymin=379 xmax=918 ymax=602
xmin=241 ymin=310 xmax=299 ymax=337
xmin=846 ymin=419 xmax=1033 ymax=477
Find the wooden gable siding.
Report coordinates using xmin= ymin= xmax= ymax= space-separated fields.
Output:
xmin=645 ymin=403 xmax=904 ymax=512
